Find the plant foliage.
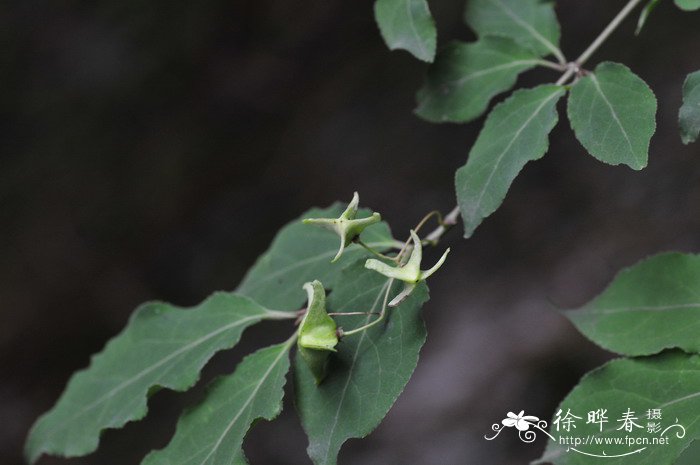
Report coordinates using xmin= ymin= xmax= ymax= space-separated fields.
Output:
xmin=26 ymin=1 xmax=700 ymax=464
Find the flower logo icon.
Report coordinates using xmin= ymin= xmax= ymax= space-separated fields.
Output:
xmin=502 ymin=411 xmax=540 ymax=431
xmin=485 ymin=409 xmax=551 ymax=443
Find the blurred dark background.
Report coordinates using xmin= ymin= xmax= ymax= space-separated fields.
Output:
xmin=2 ymin=1 xmax=700 ymax=464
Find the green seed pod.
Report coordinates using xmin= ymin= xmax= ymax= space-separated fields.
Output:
xmin=298 ymin=280 xmax=338 ymax=384
xmin=302 ymin=192 xmax=381 ymax=262
xmin=365 ymin=230 xmax=449 ymax=307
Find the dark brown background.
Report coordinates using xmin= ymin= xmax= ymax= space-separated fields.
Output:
xmin=2 ymin=1 xmax=700 ymax=464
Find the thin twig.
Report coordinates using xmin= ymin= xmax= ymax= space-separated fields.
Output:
xmin=537 ymin=60 xmax=568 ymax=72
xmin=424 ymin=206 xmax=460 ymax=245
xmin=555 ymin=63 xmax=578 ymax=86
xmin=574 ymin=0 xmax=645 ymax=67
xmin=556 ymin=0 xmax=644 ymax=86
xmin=414 ymin=210 xmax=443 ymax=234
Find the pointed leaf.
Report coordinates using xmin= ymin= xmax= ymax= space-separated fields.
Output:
xmin=456 ymin=84 xmax=565 ymax=238
xmin=565 ymin=252 xmax=700 ymax=356
xmin=25 ymin=293 xmax=279 ymax=463
xmin=237 ymin=205 xmax=395 ymax=310
xmin=636 ymin=0 xmax=661 ymax=35
xmin=464 ymin=0 xmax=562 ymax=59
xmin=537 ymin=352 xmax=700 ymax=465
xmin=295 ymin=261 xmax=429 ymax=465
xmin=680 ymin=70 xmax=700 ymax=144
xmin=567 ymin=62 xmax=657 ymax=170
xmin=415 ymin=37 xmax=540 ymax=123
xmin=675 ymin=0 xmax=700 ymax=10
xmin=142 ymin=340 xmax=293 ymax=465
xmin=374 ymin=0 xmax=437 ymax=62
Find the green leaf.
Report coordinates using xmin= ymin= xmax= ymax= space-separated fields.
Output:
xmin=415 ymin=37 xmax=540 ymax=123
xmin=237 ymin=205 xmax=395 ymax=310
xmin=635 ymin=0 xmax=661 ymax=35
xmin=565 ymin=253 xmax=700 ymax=357
xmin=456 ymin=84 xmax=564 ymax=238
xmin=679 ymin=70 xmax=700 ymax=144
xmin=675 ymin=0 xmax=700 ymax=11
xmin=374 ymin=0 xmax=437 ymax=62
xmin=537 ymin=352 xmax=700 ymax=465
xmin=676 ymin=441 xmax=700 ymax=465
xmin=464 ymin=0 xmax=562 ymax=60
xmin=141 ymin=340 xmax=293 ymax=465
xmin=25 ymin=293 xmax=284 ymax=463
xmin=295 ymin=261 xmax=429 ymax=465
xmin=567 ymin=62 xmax=657 ymax=170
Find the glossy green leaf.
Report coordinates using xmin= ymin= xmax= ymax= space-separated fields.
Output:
xmin=415 ymin=37 xmax=540 ymax=123
xmin=295 ymin=261 xmax=429 ymax=465
xmin=374 ymin=0 xmax=437 ymax=62
xmin=464 ymin=0 xmax=562 ymax=59
xmin=679 ymin=70 xmax=700 ymax=144
xmin=456 ymin=84 xmax=564 ymax=238
xmin=142 ymin=340 xmax=293 ymax=465
xmin=565 ymin=253 xmax=700 ymax=356
xmin=25 ymin=293 xmax=284 ymax=463
xmin=567 ymin=62 xmax=657 ymax=170
xmin=237 ymin=205 xmax=396 ymax=310
xmin=675 ymin=0 xmax=700 ymax=11
xmin=537 ymin=352 xmax=700 ymax=465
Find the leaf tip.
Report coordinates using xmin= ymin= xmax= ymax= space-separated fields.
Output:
xmin=630 ymin=158 xmax=648 ymax=171
xmin=460 ymin=216 xmax=478 ymax=239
